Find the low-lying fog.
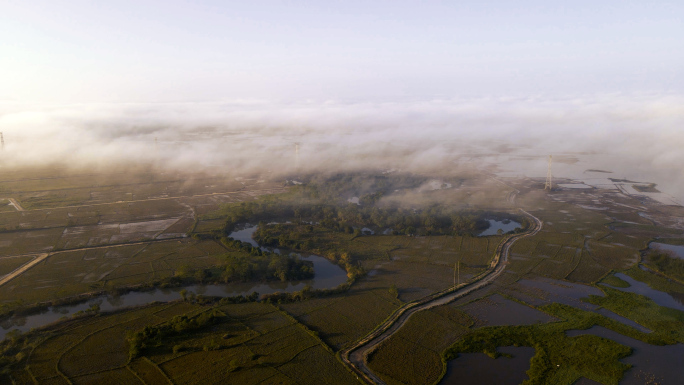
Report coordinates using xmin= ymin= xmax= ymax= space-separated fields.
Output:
xmin=1 ymin=94 xmax=683 ymax=202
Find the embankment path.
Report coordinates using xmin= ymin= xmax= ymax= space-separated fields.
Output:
xmin=341 ymin=209 xmax=542 ymax=384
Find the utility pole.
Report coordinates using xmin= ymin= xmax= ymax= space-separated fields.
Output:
xmin=0 ymin=132 xmax=4 ymax=151
xmin=294 ymin=142 xmax=300 ymax=169
xmin=544 ymin=155 xmax=553 ymax=191
xmin=454 ymin=260 xmax=460 ymax=288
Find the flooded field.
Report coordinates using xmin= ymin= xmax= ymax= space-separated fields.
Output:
xmin=511 ymin=277 xmax=604 ymax=310
xmin=507 ymin=277 xmax=654 ymax=331
xmin=441 ymin=346 xmax=535 ymax=385
xmin=566 ymin=326 xmax=684 ymax=385
xmin=461 ymin=294 xmax=557 ymax=326
xmin=612 ymin=273 xmax=684 ymax=311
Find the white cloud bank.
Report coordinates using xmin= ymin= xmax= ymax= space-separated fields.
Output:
xmin=0 ymin=94 xmax=683 ymax=180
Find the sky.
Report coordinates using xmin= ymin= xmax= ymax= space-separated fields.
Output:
xmin=1 ymin=0 xmax=682 ymax=103
xmin=1 ymin=1 xmax=683 ymax=202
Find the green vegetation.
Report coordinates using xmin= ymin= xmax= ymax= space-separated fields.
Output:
xmin=623 ymin=264 xmax=684 ymax=296
xmin=443 ymin=299 xmax=675 ymax=385
xmin=0 ymin=301 xmax=359 ymax=384
xmin=585 ymin=287 xmax=684 ymax=343
xmin=368 ymin=306 xmax=472 ymax=385
xmin=643 ymin=250 xmax=684 ymax=282
xmin=0 ymin=256 xmax=35 ymax=277
xmin=2 ymin=167 xmax=683 ymax=384
xmin=599 ymin=274 xmax=630 ymax=288
xmin=128 ymin=308 xmax=227 ymax=358
xmin=202 ymin=172 xmax=526 ymax=238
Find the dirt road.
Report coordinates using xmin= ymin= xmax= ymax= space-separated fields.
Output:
xmin=7 ymin=198 xmax=24 ymax=211
xmin=0 ymin=253 xmax=49 ymax=287
xmin=2 ymin=187 xmax=285 ymax=212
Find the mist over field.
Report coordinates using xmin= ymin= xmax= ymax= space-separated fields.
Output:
xmin=1 ymin=94 xmax=683 ymax=178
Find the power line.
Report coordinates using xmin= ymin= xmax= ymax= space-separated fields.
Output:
xmin=544 ymin=155 xmax=553 ymax=191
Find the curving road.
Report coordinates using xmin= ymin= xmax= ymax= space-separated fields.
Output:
xmin=341 ymin=209 xmax=542 ymax=384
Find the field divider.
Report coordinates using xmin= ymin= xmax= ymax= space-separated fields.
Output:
xmin=143 ymin=356 xmax=175 ymax=385
xmin=271 ymin=304 xmax=336 ymax=355
xmin=0 ymin=253 xmax=49 ymax=288
xmin=340 ymin=209 xmax=543 ymax=385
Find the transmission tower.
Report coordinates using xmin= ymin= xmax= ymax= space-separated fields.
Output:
xmin=294 ymin=142 xmax=300 ymax=168
xmin=0 ymin=132 xmax=4 ymax=151
xmin=544 ymin=155 xmax=553 ymax=191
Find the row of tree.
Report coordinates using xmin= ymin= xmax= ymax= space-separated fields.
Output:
xmin=128 ymin=309 xmax=226 ymax=358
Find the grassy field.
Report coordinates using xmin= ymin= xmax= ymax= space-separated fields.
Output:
xmin=367 ymin=306 xmax=472 ymax=385
xmin=0 ymin=167 xmax=284 ymax=309
xmin=0 ymin=239 xmax=231 ymax=304
xmin=0 ymin=256 xmax=35 ymax=277
xmin=3 ymin=301 xmax=359 ymax=384
xmin=280 ymin=274 xmax=402 ymax=350
xmin=2 ymin=167 xmax=683 ymax=384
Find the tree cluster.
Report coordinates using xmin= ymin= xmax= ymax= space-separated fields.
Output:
xmin=128 ymin=309 xmax=226 ymax=359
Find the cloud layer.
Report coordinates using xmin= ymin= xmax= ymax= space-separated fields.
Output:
xmin=1 ymin=94 xmax=683 ymax=182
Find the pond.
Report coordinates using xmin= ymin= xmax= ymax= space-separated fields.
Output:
xmin=347 ymin=196 xmax=360 ymax=205
xmin=441 ymin=346 xmax=535 ymax=385
xmin=461 ymin=294 xmax=557 ymax=326
xmin=478 ymin=219 xmax=521 ymax=236
xmin=229 ymin=224 xmax=259 ymax=247
xmin=0 ymin=227 xmax=348 ymax=340
xmin=649 ymin=242 xmax=684 ymax=259
xmin=566 ymin=326 xmax=684 ymax=385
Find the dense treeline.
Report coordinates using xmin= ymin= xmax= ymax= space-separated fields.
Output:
xmin=291 ymin=172 xmax=431 ymax=203
xmin=168 ymin=237 xmax=315 ymax=284
xmin=199 ymin=172 xmax=527 ymax=238
xmin=212 ymin=197 xmax=493 ymax=236
xmin=221 ymin=249 xmax=314 ymax=282
xmin=128 ymin=309 xmax=226 ymax=358
xmin=220 ymin=199 xmax=524 ymax=237
xmin=205 ymin=178 xmax=527 ymax=237
xmin=205 ymin=173 xmax=448 ymax=233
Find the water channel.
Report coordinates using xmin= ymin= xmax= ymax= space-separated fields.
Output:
xmin=0 ymin=225 xmax=347 ymax=340
xmin=566 ymin=326 xmax=684 ymax=385
xmin=611 ymin=273 xmax=684 ymax=311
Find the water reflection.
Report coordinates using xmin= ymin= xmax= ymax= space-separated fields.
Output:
xmin=566 ymin=326 xmax=684 ymax=385
xmin=478 ymin=219 xmax=521 ymax=236
xmin=1 ymin=236 xmax=347 ymax=340
xmin=649 ymin=242 xmax=684 ymax=259
xmin=612 ymin=273 xmax=684 ymax=311
xmin=441 ymin=346 xmax=535 ymax=385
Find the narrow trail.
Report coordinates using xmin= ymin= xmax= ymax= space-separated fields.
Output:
xmin=0 ymin=253 xmax=49 ymax=287
xmin=341 ymin=209 xmax=542 ymax=384
xmin=0 ymin=187 xmax=282 ymax=288
xmin=0 ymin=187 xmax=285 ymax=213
xmin=7 ymin=198 xmax=24 ymax=211
xmin=0 ymin=237 xmax=188 ymax=288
